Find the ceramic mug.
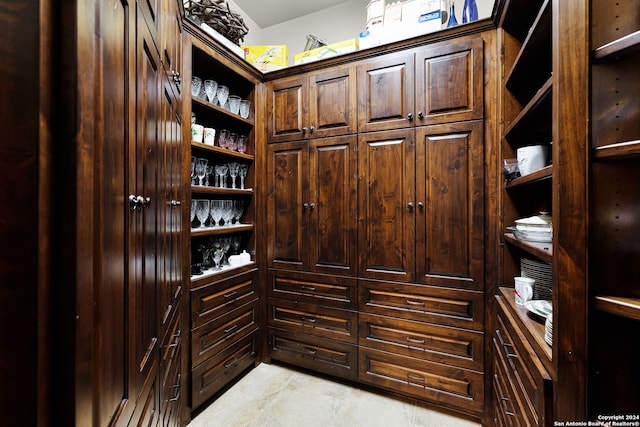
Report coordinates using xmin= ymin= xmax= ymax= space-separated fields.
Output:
xmin=203 ymin=127 xmax=215 ymax=145
xmin=517 ymin=145 xmax=548 ymax=176
xmin=514 ymin=276 xmax=534 ymax=306
xmin=191 ymin=124 xmax=204 ymax=143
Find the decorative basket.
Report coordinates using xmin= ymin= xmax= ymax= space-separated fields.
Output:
xmin=183 ymin=0 xmax=249 ymax=45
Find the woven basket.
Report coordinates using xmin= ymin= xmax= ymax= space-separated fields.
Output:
xmin=184 ymin=0 xmax=249 ymax=45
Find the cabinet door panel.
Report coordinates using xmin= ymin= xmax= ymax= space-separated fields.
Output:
xmin=358 ymin=130 xmax=415 ymax=282
xmin=268 ymin=76 xmax=309 ymax=143
xmin=309 ymin=136 xmax=357 ymax=275
xmin=267 ymin=141 xmax=309 ymax=270
xmin=357 ymin=53 xmax=415 ymax=132
xmin=415 ymin=121 xmax=484 ymax=290
xmin=310 ymin=66 xmax=357 ymax=138
xmin=415 ymin=37 xmax=483 ymax=125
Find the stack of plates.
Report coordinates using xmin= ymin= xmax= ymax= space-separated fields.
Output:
xmin=521 ymin=258 xmax=552 ymax=300
xmin=545 ymin=313 xmax=553 ymax=347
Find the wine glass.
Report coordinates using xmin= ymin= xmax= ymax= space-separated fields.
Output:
xmin=195 ymin=158 xmax=208 ymax=186
xmin=239 ymin=100 xmax=251 ymax=119
xmin=216 ymin=85 xmax=229 ymax=108
xmin=228 ymin=133 xmax=238 ymax=151
xmin=194 ymin=199 xmax=210 ymax=229
xmin=228 ymin=95 xmax=241 ymax=115
xmin=222 ymin=200 xmax=234 ymax=227
xmin=191 ymin=76 xmax=202 ymax=97
xmin=215 ymin=164 xmax=228 ymax=188
xmin=212 ymin=248 xmax=224 ymax=270
xmin=228 ymin=162 xmax=240 ymax=189
xmin=210 ymin=200 xmax=223 ymax=227
xmin=238 ymin=164 xmax=249 ymax=189
xmin=233 ymin=199 xmax=244 ymax=225
xmin=190 ymin=199 xmax=197 ymax=228
xmin=231 ymin=235 xmax=242 ymax=254
xmin=204 ymin=79 xmax=218 ymax=104
xmin=191 ymin=156 xmax=196 ymax=185
xmin=237 ymin=135 xmax=247 ymax=154
xmin=220 ymin=236 xmax=232 ymax=265
xmin=205 ymin=166 xmax=214 ymax=186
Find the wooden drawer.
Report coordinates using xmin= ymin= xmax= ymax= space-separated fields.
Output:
xmin=359 ymin=279 xmax=484 ymax=331
xmin=268 ymin=297 xmax=357 ymax=343
xmin=159 ymin=312 xmax=182 ymax=422
xmin=493 ymin=338 xmax=523 ymax=427
xmin=191 ymin=331 xmax=258 ymax=409
xmin=268 ymin=327 xmax=358 ymax=381
xmin=358 ymin=347 xmax=484 ymax=417
xmin=496 ymin=296 xmax=552 ymax=426
xmin=191 ymin=269 xmax=257 ymax=329
xmin=191 ymin=300 xmax=259 ymax=367
xmin=359 ymin=313 xmax=483 ymax=371
xmin=268 ymin=269 xmax=357 ymax=310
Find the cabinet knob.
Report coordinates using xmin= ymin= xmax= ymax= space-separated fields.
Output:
xmin=407 ymin=113 xmax=414 ymax=121
xmin=143 ymin=197 xmax=152 ymax=208
xmin=310 ymin=126 xmax=315 ymax=133
xmin=417 ymin=202 xmax=424 ymax=209
xmin=170 ymin=200 xmax=181 ymax=208
xmin=417 ymin=111 xmax=424 ymax=119
xmin=129 ymin=194 xmax=144 ymax=211
xmin=309 ymin=203 xmax=316 ymax=210
xmin=407 ymin=202 xmax=414 ymax=210
xmin=302 ymin=127 xmax=308 ymax=134
xmin=303 ymin=203 xmax=309 ymax=210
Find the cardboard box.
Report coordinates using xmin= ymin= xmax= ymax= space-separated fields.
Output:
xmin=242 ymin=45 xmax=288 ymax=67
xmin=294 ymin=39 xmax=359 ymax=65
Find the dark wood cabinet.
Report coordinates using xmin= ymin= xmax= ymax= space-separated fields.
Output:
xmin=267 ymin=135 xmax=358 ymax=276
xmin=267 ymin=66 xmax=357 ymax=143
xmin=161 ymin=0 xmax=183 ymax=97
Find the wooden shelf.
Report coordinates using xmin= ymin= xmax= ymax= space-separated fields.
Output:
xmin=504 ymin=76 xmax=552 ymax=146
xmin=191 ymin=185 xmax=253 ymax=196
xmin=500 ymin=0 xmax=546 ymax=42
xmin=505 ymin=164 xmax=552 ymax=188
xmin=191 ymin=224 xmax=254 ymax=237
xmin=192 ymin=96 xmax=254 ymax=126
xmin=504 ymin=233 xmax=553 ymax=263
xmin=505 ymin=0 xmax=552 ymax=103
xmin=593 ymin=140 xmax=640 ymax=160
xmin=594 ymin=296 xmax=640 ymax=321
xmin=594 ymin=30 xmax=640 ymax=62
xmin=191 ymin=263 xmax=257 ymax=288
xmin=498 ymin=288 xmax=553 ymax=366
xmin=191 ymin=141 xmax=254 ymax=161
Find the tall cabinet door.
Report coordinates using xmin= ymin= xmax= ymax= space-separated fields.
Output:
xmin=267 ymin=141 xmax=309 ymax=270
xmin=128 ymin=11 xmax=160 ymax=426
xmin=358 ymin=129 xmax=415 ymax=282
xmin=415 ymin=121 xmax=484 ymax=291
xmin=267 ymin=76 xmax=309 ymax=143
xmin=309 ymin=66 xmax=357 ymax=138
xmin=308 ymin=136 xmax=358 ymax=276
xmin=357 ymin=52 xmax=415 ymax=133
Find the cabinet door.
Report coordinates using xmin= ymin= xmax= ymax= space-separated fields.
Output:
xmin=161 ymin=0 xmax=182 ymax=97
xmin=309 ymin=66 xmax=357 ymax=138
xmin=268 ymin=75 xmax=309 ymax=143
xmin=415 ymin=121 xmax=484 ymax=291
xmin=309 ymin=136 xmax=357 ymax=276
xmin=358 ymin=129 xmax=415 ymax=282
xmin=357 ymin=52 xmax=415 ymax=133
xmin=267 ymin=141 xmax=309 ymax=270
xmin=415 ymin=36 xmax=483 ymax=125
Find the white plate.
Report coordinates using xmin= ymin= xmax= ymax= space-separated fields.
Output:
xmin=524 ymin=300 xmax=553 ymax=322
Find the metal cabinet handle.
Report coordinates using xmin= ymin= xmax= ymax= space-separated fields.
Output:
xmin=303 ymin=203 xmax=309 ymax=210
xmin=406 ymin=337 xmax=425 ymax=344
xmin=302 ymin=316 xmax=317 ymax=323
xmin=303 ymin=347 xmax=317 ymax=355
xmin=309 ymin=203 xmax=316 ymax=210
xmin=417 ymin=202 xmax=424 ymax=209
xmin=302 ymin=127 xmax=308 ymax=133
xmin=407 ymin=112 xmax=414 ymax=121
xmin=129 ymin=194 xmax=145 ymax=211
xmin=407 ymin=202 xmax=414 ymax=210
xmin=143 ymin=197 xmax=152 ymax=208
xmin=170 ymin=200 xmax=181 ymax=208
xmin=417 ymin=111 xmax=424 ymax=119
xmin=310 ymin=126 xmax=315 ymax=133
xmin=224 ymin=324 xmax=239 ymax=334
xmin=224 ymin=357 xmax=238 ymax=368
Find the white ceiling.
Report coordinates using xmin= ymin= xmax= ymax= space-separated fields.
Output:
xmin=233 ymin=0 xmax=352 ymax=28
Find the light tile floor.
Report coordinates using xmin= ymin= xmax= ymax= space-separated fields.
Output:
xmin=188 ymin=363 xmax=482 ymax=427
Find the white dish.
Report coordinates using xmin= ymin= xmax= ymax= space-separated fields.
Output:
xmin=524 ymin=300 xmax=553 ymax=322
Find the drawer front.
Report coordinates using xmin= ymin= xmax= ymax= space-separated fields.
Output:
xmin=159 ymin=312 xmax=182 ymax=415
xmin=359 ymin=313 xmax=483 ymax=371
xmin=493 ymin=338 xmax=524 ymax=427
xmin=191 ymin=301 xmax=259 ymax=367
xmin=268 ymin=327 xmax=358 ymax=381
xmin=268 ymin=298 xmax=357 ymax=343
xmin=191 ymin=332 xmax=258 ymax=409
xmin=191 ymin=270 xmax=258 ymax=329
xmin=358 ymin=347 xmax=484 ymax=417
xmin=496 ymin=297 xmax=552 ymax=427
xmin=268 ymin=269 xmax=358 ymax=310
xmin=359 ymin=279 xmax=484 ymax=331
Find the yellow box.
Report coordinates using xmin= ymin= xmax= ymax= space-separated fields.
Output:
xmin=242 ymin=45 xmax=288 ymax=67
xmin=294 ymin=39 xmax=359 ymax=65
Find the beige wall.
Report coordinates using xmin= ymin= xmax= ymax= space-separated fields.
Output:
xmin=228 ymin=0 xmax=496 ymax=66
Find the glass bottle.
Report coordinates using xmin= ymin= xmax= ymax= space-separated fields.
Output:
xmin=462 ymin=0 xmax=478 ymax=23
xmin=446 ymin=1 xmax=458 ymax=27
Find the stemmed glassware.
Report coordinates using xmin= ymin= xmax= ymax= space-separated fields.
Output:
xmin=231 ymin=235 xmax=242 ymax=254
xmin=220 ymin=236 xmax=232 ymax=265
xmin=239 ymin=164 xmax=249 ymax=189
xmin=212 ymin=248 xmax=224 ymax=270
xmin=216 ymin=85 xmax=229 ymax=108
xmin=221 ymin=200 xmax=234 ymax=227
xmin=194 ymin=199 xmax=210 ymax=229
xmin=233 ymin=200 xmax=244 ymax=224
xmin=191 ymin=156 xmax=196 ymax=185
xmin=228 ymin=162 xmax=240 ymax=189
xmin=204 ymin=79 xmax=218 ymax=104
xmin=205 ymin=166 xmax=214 ymax=186
xmin=210 ymin=200 xmax=223 ymax=227
xmin=195 ymin=158 xmax=208 ymax=186
xmin=191 ymin=76 xmax=202 ymax=97
xmin=190 ymin=199 xmax=197 ymax=228
xmin=215 ymin=164 xmax=228 ymax=188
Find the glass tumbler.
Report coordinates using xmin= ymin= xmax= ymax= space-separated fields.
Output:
xmin=228 ymin=95 xmax=241 ymax=115
xmin=239 ymin=100 xmax=251 ymax=119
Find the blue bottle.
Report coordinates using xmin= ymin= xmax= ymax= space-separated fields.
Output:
xmin=462 ymin=0 xmax=478 ymax=23
xmin=447 ymin=1 xmax=459 ymax=27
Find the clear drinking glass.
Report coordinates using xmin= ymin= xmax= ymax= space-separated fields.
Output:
xmin=191 ymin=156 xmax=196 ymax=184
xmin=238 ymin=164 xmax=249 ymax=189
xmin=220 ymin=236 xmax=232 ymax=265
xmin=233 ymin=199 xmax=244 ymax=224
xmin=228 ymin=162 xmax=240 ymax=189
xmin=236 ymin=135 xmax=247 ymax=153
xmin=228 ymin=95 xmax=241 ymax=115
xmin=194 ymin=199 xmax=210 ymax=229
xmin=204 ymin=79 xmax=218 ymax=104
xmin=228 ymin=133 xmax=238 ymax=151
xmin=191 ymin=76 xmax=202 ymax=97
xmin=212 ymin=248 xmax=224 ymax=270
xmin=231 ymin=235 xmax=242 ymax=253
xmin=205 ymin=166 xmax=214 ymax=186
xmin=210 ymin=200 xmax=223 ymax=227
xmin=218 ymin=129 xmax=229 ymax=149
xmin=195 ymin=158 xmax=208 ymax=186
xmin=215 ymin=164 xmax=229 ymax=188
xmin=190 ymin=199 xmax=197 ymax=228
xmin=239 ymin=100 xmax=251 ymax=119
xmin=216 ymin=85 xmax=229 ymax=108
